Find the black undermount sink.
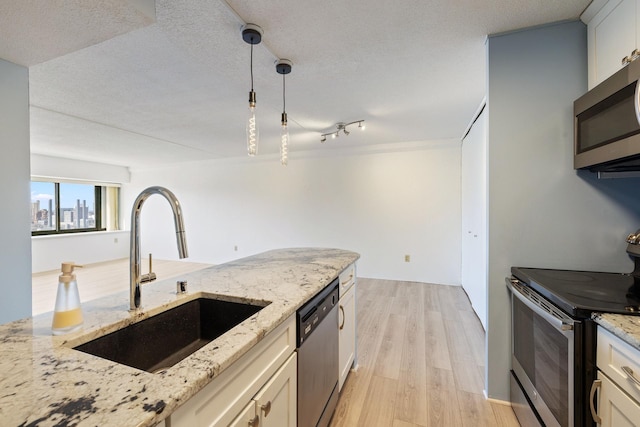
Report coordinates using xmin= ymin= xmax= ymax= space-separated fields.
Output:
xmin=73 ymin=298 xmax=267 ymax=373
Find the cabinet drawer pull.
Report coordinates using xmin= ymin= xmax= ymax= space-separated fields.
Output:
xmin=623 ymin=55 xmax=632 ymax=65
xmin=590 ymin=379 xmax=602 ymax=424
xmin=261 ymin=400 xmax=271 ymax=417
xmin=248 ymin=414 xmax=259 ymax=427
xmin=339 ymin=305 xmax=345 ymax=330
xmin=621 ymin=366 xmax=640 ymax=387
xmin=341 ymin=274 xmax=354 ymax=287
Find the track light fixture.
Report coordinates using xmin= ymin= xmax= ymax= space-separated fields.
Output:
xmin=320 ymin=120 xmax=365 ymax=143
xmin=242 ymin=24 xmax=263 ymax=156
xmin=276 ymin=59 xmax=292 ymax=166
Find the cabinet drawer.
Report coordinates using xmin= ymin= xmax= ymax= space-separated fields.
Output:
xmin=170 ymin=315 xmax=296 ymax=427
xmin=597 ymin=327 xmax=640 ymax=404
xmin=339 ymin=263 xmax=356 ymax=297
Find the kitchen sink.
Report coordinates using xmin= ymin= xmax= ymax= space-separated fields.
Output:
xmin=73 ymin=297 xmax=267 ymax=373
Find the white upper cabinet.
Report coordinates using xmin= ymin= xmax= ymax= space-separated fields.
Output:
xmin=583 ymin=0 xmax=640 ymax=88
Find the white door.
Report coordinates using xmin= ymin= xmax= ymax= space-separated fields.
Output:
xmin=461 ymin=107 xmax=488 ymax=329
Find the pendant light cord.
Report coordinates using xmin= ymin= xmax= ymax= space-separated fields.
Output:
xmin=282 ymin=73 xmax=286 ymax=114
xmin=250 ymin=43 xmax=254 ymax=91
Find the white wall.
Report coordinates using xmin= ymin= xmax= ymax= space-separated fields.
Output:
xmin=30 ymin=155 xmax=131 ymax=273
xmin=0 ymin=58 xmax=32 ymax=323
xmin=31 ymin=231 xmax=129 ymax=273
xmin=486 ymin=21 xmax=640 ymax=401
xmin=31 ymin=153 xmax=130 ymax=184
xmin=121 ymin=142 xmax=462 ymax=284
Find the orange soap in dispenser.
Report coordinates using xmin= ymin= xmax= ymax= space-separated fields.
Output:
xmin=52 ymin=262 xmax=84 ymax=335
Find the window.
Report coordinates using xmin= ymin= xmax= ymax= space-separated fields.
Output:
xmin=31 ymin=180 xmax=118 ymax=235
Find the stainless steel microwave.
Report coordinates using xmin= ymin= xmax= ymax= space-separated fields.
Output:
xmin=574 ymin=59 xmax=640 ymax=172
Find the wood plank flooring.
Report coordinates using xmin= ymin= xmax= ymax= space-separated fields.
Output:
xmin=32 ymin=258 xmax=212 ymax=315
xmin=330 ymin=278 xmax=519 ymax=427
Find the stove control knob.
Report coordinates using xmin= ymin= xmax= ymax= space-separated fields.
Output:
xmin=627 ymin=233 xmax=639 ymax=244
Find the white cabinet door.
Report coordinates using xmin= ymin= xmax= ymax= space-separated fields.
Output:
xmin=338 ymin=283 xmax=356 ymax=391
xmin=596 ymin=372 xmax=640 ymax=427
xmin=228 ymin=401 xmax=257 ymax=427
xmin=586 ymin=0 xmax=638 ymax=88
xmin=253 ymin=352 xmax=297 ymax=427
xmin=168 ymin=315 xmax=295 ymax=427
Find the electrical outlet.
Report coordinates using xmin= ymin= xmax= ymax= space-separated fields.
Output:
xmin=114 ymin=237 xmax=118 ymax=244
xmin=405 ymin=254 xmax=410 ymax=262
xmin=234 ymin=245 xmax=238 ymax=251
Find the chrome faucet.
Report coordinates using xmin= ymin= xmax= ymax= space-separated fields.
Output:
xmin=130 ymin=186 xmax=188 ymax=310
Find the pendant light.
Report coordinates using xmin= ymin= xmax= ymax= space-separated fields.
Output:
xmin=242 ymin=24 xmax=263 ymax=156
xmin=276 ymin=59 xmax=292 ymax=166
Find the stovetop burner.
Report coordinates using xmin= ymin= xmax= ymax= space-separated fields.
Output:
xmin=511 ymin=266 xmax=640 ymax=318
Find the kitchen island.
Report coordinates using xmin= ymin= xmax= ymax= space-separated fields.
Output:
xmin=0 ymin=248 xmax=359 ymax=427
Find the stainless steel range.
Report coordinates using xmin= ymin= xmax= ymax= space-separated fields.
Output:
xmin=507 ymin=232 xmax=640 ymax=427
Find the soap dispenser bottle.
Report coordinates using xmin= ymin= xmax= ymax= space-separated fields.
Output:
xmin=52 ymin=262 xmax=84 ymax=335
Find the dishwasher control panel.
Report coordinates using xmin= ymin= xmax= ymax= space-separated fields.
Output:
xmin=296 ymin=278 xmax=339 ymax=347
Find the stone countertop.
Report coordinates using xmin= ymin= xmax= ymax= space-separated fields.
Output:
xmin=593 ymin=312 xmax=640 ymax=351
xmin=0 ymin=248 xmax=359 ymax=427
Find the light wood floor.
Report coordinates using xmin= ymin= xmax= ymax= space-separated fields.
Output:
xmin=330 ymin=278 xmax=520 ymax=427
xmin=32 ymin=258 xmax=212 ymax=315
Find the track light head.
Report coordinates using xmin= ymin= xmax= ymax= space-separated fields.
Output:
xmin=320 ymin=120 xmax=365 ymax=142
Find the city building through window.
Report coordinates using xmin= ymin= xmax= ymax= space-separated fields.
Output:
xmin=31 ymin=181 xmax=117 ymax=235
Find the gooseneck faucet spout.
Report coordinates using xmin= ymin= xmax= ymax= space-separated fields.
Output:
xmin=130 ymin=186 xmax=188 ymax=310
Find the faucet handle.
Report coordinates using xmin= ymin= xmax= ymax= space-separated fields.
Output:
xmin=140 ymin=253 xmax=157 ymax=284
xmin=627 ymin=233 xmax=640 ymax=245
xmin=176 ymin=280 xmax=188 ymax=294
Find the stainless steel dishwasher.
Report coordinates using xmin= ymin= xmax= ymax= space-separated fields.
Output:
xmin=297 ymin=278 xmax=340 ymax=427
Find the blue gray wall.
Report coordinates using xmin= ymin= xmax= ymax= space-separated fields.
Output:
xmin=486 ymin=21 xmax=640 ymax=400
xmin=0 ymin=58 xmax=32 ymax=324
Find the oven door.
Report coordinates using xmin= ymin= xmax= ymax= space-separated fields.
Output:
xmin=507 ymin=278 xmax=577 ymax=427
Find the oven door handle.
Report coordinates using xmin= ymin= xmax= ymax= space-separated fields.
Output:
xmin=506 ymin=278 xmax=575 ymax=332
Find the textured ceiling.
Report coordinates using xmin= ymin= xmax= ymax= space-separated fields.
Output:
xmin=0 ymin=0 xmax=155 ymax=66
xmin=1 ymin=0 xmax=591 ymax=168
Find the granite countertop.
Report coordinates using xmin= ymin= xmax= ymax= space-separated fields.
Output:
xmin=0 ymin=248 xmax=359 ymax=427
xmin=593 ymin=312 xmax=640 ymax=351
